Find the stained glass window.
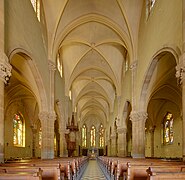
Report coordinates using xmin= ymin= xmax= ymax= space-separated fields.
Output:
xmin=99 ymin=124 xmax=104 ymax=147
xmin=163 ymin=112 xmax=174 ymax=144
xmin=30 ymin=0 xmax=40 ymax=21
xmin=54 ymin=134 xmax=57 ymax=151
xmin=90 ymin=126 xmax=96 ymax=147
xmin=38 ymin=127 xmax=42 ymax=148
xmin=82 ymin=124 xmax=87 ymax=147
xmin=13 ymin=112 xmax=25 ymax=147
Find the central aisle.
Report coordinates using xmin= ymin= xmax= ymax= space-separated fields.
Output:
xmin=81 ymin=160 xmax=106 ymax=180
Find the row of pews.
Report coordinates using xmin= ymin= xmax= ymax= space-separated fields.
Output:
xmin=0 ymin=156 xmax=89 ymax=180
xmin=97 ymin=156 xmax=185 ymax=180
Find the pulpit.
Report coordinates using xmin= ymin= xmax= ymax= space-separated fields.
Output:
xmin=65 ymin=113 xmax=79 ymax=157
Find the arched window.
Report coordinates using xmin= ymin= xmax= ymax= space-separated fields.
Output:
xmin=90 ymin=126 xmax=96 ymax=147
xmin=82 ymin=124 xmax=87 ymax=147
xmin=57 ymin=53 xmax=63 ymax=78
xmin=30 ymin=0 xmax=40 ymax=21
xmin=163 ymin=112 xmax=174 ymax=144
xmin=38 ymin=127 xmax=42 ymax=148
xmin=146 ymin=0 xmax=156 ymax=18
xmin=13 ymin=112 xmax=25 ymax=147
xmin=99 ymin=124 xmax=104 ymax=147
xmin=54 ymin=134 xmax=57 ymax=151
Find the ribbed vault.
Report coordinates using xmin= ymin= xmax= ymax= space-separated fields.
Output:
xmin=42 ymin=0 xmax=143 ymax=126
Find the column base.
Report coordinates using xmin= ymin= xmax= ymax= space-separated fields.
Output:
xmin=183 ymin=155 xmax=185 ymax=162
xmin=41 ymin=151 xmax=54 ymax=160
xmin=117 ymin=149 xmax=127 ymax=157
xmin=132 ymin=153 xmax=145 ymax=158
xmin=0 ymin=153 xmax=4 ymax=163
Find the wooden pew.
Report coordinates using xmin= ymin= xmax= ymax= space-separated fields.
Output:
xmin=146 ymin=166 xmax=185 ymax=180
xmin=0 ymin=157 xmax=88 ymax=180
xmin=147 ymin=171 xmax=185 ymax=180
xmin=125 ymin=161 xmax=185 ymax=180
xmin=0 ymin=157 xmax=89 ymax=180
xmin=98 ymin=156 xmax=185 ymax=180
xmin=0 ymin=172 xmax=41 ymax=180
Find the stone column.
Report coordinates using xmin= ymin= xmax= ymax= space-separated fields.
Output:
xmin=56 ymin=101 xmax=68 ymax=157
xmin=48 ymin=60 xmax=56 ymax=111
xmin=0 ymin=0 xmax=4 ymax=50
xmin=31 ymin=127 xmax=37 ymax=158
xmin=39 ymin=111 xmax=56 ymax=159
xmin=110 ymin=133 xmax=117 ymax=156
xmin=117 ymin=127 xmax=127 ymax=157
xmin=0 ymin=51 xmax=11 ymax=163
xmin=149 ymin=126 xmax=155 ymax=158
xmin=75 ymin=131 xmax=79 ymax=156
xmin=130 ymin=111 xmax=148 ymax=158
xmin=130 ymin=61 xmax=137 ymax=110
xmin=175 ymin=0 xmax=185 ymax=161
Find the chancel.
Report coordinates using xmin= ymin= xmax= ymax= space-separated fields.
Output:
xmin=0 ymin=0 xmax=185 ymax=179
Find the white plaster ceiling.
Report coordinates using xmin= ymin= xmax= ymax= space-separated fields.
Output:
xmin=42 ymin=0 xmax=143 ymax=125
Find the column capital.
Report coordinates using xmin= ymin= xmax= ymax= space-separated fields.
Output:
xmin=48 ymin=111 xmax=57 ymax=121
xmin=130 ymin=111 xmax=148 ymax=123
xmin=175 ymin=54 xmax=185 ymax=85
xmin=176 ymin=66 xmax=185 ymax=85
xmin=111 ymin=134 xmax=117 ymax=139
xmin=117 ymin=127 xmax=127 ymax=134
xmin=38 ymin=111 xmax=49 ymax=121
xmin=149 ymin=126 xmax=156 ymax=133
xmin=129 ymin=61 xmax=137 ymax=71
xmin=0 ymin=50 xmax=12 ymax=84
xmin=39 ymin=111 xmax=56 ymax=122
xmin=48 ymin=60 xmax=56 ymax=71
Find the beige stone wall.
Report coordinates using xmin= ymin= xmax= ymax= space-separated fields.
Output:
xmin=5 ymin=0 xmax=50 ymax=101
xmin=145 ymin=111 xmax=182 ymax=158
xmin=137 ymin=0 xmax=182 ymax=107
xmin=4 ymin=100 xmax=34 ymax=159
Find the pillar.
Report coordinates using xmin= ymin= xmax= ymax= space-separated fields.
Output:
xmin=108 ymin=139 xmax=111 ymax=156
xmin=149 ymin=126 xmax=155 ymax=158
xmin=0 ymin=51 xmax=11 ymax=163
xmin=110 ymin=133 xmax=117 ymax=156
xmin=117 ymin=127 xmax=127 ymax=157
xmin=31 ymin=127 xmax=37 ymax=158
xmin=175 ymin=0 xmax=185 ymax=161
xmin=130 ymin=111 xmax=148 ymax=158
xmin=39 ymin=111 xmax=56 ymax=159
xmin=130 ymin=61 xmax=137 ymax=110
xmin=56 ymin=100 xmax=68 ymax=157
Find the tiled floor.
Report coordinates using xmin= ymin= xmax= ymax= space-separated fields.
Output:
xmin=81 ymin=160 xmax=106 ymax=180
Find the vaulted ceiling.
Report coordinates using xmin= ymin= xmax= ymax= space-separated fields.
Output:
xmin=42 ymin=0 xmax=144 ymax=125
